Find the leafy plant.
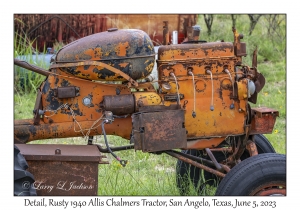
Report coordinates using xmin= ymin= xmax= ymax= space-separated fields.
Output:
xmin=14 ymin=18 xmax=53 ymax=94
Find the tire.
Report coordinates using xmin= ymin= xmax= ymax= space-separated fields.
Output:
xmin=215 ymin=153 xmax=286 ymax=196
xmin=176 ymin=134 xmax=275 ymax=195
xmin=14 ymin=145 xmax=37 ymax=196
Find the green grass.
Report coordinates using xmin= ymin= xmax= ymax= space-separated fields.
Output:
xmin=14 ymin=28 xmax=48 ymax=94
xmin=14 ymin=14 xmax=286 ymax=196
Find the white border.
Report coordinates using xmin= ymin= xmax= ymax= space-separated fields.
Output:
xmin=3 ymin=1 xmax=296 ymax=208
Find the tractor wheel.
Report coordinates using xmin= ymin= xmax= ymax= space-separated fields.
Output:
xmin=215 ymin=153 xmax=286 ymax=195
xmin=176 ymin=134 xmax=275 ymax=195
xmin=14 ymin=145 xmax=37 ymax=196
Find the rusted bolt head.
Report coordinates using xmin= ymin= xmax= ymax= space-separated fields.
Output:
xmin=55 ymin=148 xmax=61 ymax=155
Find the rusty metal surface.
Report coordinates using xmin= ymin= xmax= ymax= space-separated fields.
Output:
xmin=14 ymin=72 xmax=158 ymax=142
xmin=251 ymin=107 xmax=279 ymax=118
xmin=156 ymin=33 xmax=247 ymax=139
xmin=163 ymin=21 xmax=169 ymax=45
xmin=33 ymin=90 xmax=42 ymax=125
xmin=246 ymin=140 xmax=258 ymax=156
xmin=50 ymin=60 xmax=139 ymax=87
xmin=14 ymin=118 xmax=132 ymax=143
xmin=254 ymin=188 xmax=286 ymax=196
xmin=158 ymin=42 xmax=235 ymax=62
xmin=138 ymin=104 xmax=180 ymax=112
xmin=53 ymin=29 xmax=155 ymax=81
xmin=185 ymin=138 xmax=226 ymax=150
xmin=100 ymin=92 xmax=162 ymax=115
xmin=14 ymin=25 xmax=275 ymax=158
xmin=40 ymin=74 xmax=131 ymax=124
xmin=16 ymin=144 xmax=107 ymax=196
xmin=27 ymin=160 xmax=99 ymax=196
xmin=233 ymin=27 xmax=247 ymax=57
xmin=16 ymin=144 xmax=107 ymax=162
xmin=132 ymin=109 xmax=187 ymax=152
xmin=101 ymin=94 xmax=135 ymax=115
xmin=57 ymin=86 xmax=79 ymax=99
xmin=250 ymin=183 xmax=286 ymax=196
xmin=133 ymin=92 xmax=162 ymax=111
xmin=250 ymin=107 xmax=279 ymax=134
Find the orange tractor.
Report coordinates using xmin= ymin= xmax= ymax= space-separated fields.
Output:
xmin=14 ymin=27 xmax=285 ymax=196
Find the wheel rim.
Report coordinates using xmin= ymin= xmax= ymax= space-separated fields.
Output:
xmin=250 ymin=182 xmax=286 ymax=196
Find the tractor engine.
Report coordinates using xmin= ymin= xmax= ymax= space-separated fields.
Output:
xmin=14 ymin=28 xmax=271 ymax=154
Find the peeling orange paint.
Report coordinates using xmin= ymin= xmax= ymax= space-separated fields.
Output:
xmin=119 ymin=63 xmax=129 ymax=68
xmin=116 ymin=42 xmax=130 ymax=56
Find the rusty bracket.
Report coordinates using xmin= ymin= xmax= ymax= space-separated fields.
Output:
xmin=50 ymin=61 xmax=139 ymax=87
xmin=246 ymin=138 xmax=258 ymax=157
xmin=232 ymin=27 xmax=247 ymax=57
xmin=33 ymin=89 xmax=42 ymax=125
xmin=235 ymin=125 xmax=251 ymax=161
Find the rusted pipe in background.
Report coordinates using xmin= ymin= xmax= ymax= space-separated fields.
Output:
xmin=163 ymin=21 xmax=169 ymax=45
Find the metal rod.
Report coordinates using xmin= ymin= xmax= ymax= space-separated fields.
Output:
xmin=170 ymin=149 xmax=215 ymax=167
xmin=14 ymin=58 xmax=50 ymax=77
xmin=101 ymin=120 xmax=127 ymax=167
xmin=210 ymin=147 xmax=233 ymax=153
xmin=165 ymin=150 xmax=226 ymax=178
xmin=205 ymin=148 xmax=222 ymax=171
xmin=172 ymin=149 xmax=230 ymax=173
xmin=95 ymin=144 xmax=134 ymax=153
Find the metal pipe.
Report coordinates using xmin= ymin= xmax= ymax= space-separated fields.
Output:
xmin=171 ymin=149 xmax=215 ymax=167
xmin=163 ymin=21 xmax=169 ymax=45
xmin=172 ymin=31 xmax=178 ymax=44
xmin=95 ymin=144 xmax=134 ymax=153
xmin=101 ymin=120 xmax=127 ymax=167
xmin=205 ymin=148 xmax=222 ymax=171
xmin=14 ymin=118 xmax=132 ymax=143
xmin=172 ymin=149 xmax=230 ymax=173
xmin=165 ymin=150 xmax=226 ymax=178
xmin=14 ymin=58 xmax=50 ymax=77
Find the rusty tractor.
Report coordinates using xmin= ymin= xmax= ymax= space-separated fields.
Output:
xmin=14 ymin=26 xmax=286 ymax=196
